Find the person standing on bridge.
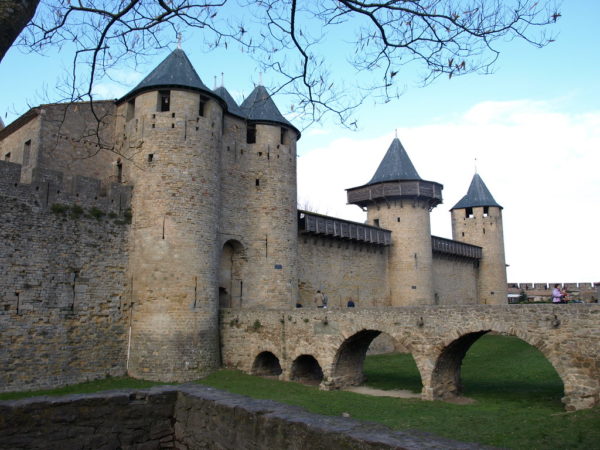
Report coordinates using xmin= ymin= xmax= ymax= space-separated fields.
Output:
xmin=552 ymin=284 xmax=564 ymax=303
xmin=313 ymin=290 xmax=325 ymax=308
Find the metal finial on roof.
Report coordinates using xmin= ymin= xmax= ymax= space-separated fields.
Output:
xmin=213 ymin=75 xmax=217 ymax=89
xmin=474 ymin=157 xmax=478 ymax=174
xmin=395 ymin=129 xmax=398 ymax=138
xmin=221 ymin=72 xmax=224 ymax=87
xmin=259 ymin=72 xmax=263 ymax=86
xmin=177 ymin=33 xmax=182 ymax=49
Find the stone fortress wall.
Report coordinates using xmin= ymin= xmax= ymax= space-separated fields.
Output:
xmin=0 ymin=159 xmax=132 ymax=393
xmin=2 ymin=48 xmax=597 ymax=411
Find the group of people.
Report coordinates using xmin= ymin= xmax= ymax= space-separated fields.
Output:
xmin=311 ymin=290 xmax=355 ymax=308
xmin=552 ymin=284 xmax=569 ymax=303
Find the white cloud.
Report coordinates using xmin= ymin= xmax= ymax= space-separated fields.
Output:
xmin=298 ymin=99 xmax=600 ymax=282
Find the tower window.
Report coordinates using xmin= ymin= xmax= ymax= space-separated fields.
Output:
xmin=116 ymin=159 xmax=123 ymax=183
xmin=247 ymin=124 xmax=256 ymax=144
xmin=397 ymin=217 xmax=401 ymax=222
xmin=4 ymin=152 xmax=10 ymax=161
xmin=255 ymin=179 xmax=260 ymax=187
xmin=199 ymin=95 xmax=208 ymax=117
xmin=465 ymin=207 xmax=474 ymax=218
xmin=148 ymin=154 xmax=154 ymax=162
xmin=126 ymin=98 xmax=135 ymax=121
xmin=373 ymin=219 xmax=380 ymax=227
xmin=23 ymin=140 xmax=31 ymax=166
xmin=159 ymin=90 xmax=170 ymax=112
xmin=483 ymin=206 xmax=489 ymax=217
xmin=280 ymin=127 xmax=287 ymax=145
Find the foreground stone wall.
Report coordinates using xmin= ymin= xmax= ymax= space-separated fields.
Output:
xmin=220 ymin=305 xmax=600 ymax=410
xmin=0 ymin=193 xmax=130 ymax=392
xmin=0 ymin=385 xmax=489 ymax=449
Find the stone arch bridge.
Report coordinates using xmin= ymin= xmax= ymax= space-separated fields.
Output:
xmin=220 ymin=305 xmax=600 ymax=411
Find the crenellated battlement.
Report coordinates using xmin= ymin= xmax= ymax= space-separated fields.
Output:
xmin=0 ymin=160 xmax=131 ymax=215
xmin=508 ymin=282 xmax=599 ymax=303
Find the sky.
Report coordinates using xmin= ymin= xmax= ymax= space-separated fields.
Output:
xmin=1 ymin=1 xmax=598 ymax=283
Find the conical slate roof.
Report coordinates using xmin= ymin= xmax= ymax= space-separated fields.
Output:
xmin=120 ymin=49 xmax=211 ymax=101
xmin=367 ymin=137 xmax=422 ymax=185
xmin=213 ymin=86 xmax=245 ymax=118
xmin=452 ymin=173 xmax=502 ymax=210
xmin=240 ymin=85 xmax=299 ymax=136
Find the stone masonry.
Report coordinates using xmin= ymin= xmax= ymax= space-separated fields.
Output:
xmin=220 ymin=305 xmax=600 ymax=411
xmin=1 ymin=47 xmax=597 ymax=413
xmin=0 ymin=385 xmax=493 ymax=450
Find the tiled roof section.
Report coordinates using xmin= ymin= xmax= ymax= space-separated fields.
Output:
xmin=213 ymin=86 xmax=245 ymax=118
xmin=240 ymin=85 xmax=299 ymax=136
xmin=367 ymin=137 xmax=422 ymax=185
xmin=452 ymin=173 xmax=502 ymax=210
xmin=121 ymin=49 xmax=211 ymax=100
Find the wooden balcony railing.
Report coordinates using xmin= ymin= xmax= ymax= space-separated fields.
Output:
xmin=298 ymin=210 xmax=391 ymax=246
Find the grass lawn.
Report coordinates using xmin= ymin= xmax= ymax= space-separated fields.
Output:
xmin=1 ymin=335 xmax=598 ymax=449
xmin=197 ymin=335 xmax=600 ymax=449
xmin=0 ymin=376 xmax=169 ymax=401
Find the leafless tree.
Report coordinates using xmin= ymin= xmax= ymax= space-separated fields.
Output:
xmin=3 ymin=0 xmax=560 ymax=128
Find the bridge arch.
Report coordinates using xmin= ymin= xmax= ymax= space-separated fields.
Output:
xmin=426 ymin=328 xmax=573 ymax=407
xmin=329 ymin=329 xmax=382 ymax=387
xmin=290 ymin=354 xmax=323 ymax=384
xmin=251 ymin=351 xmax=282 ymax=377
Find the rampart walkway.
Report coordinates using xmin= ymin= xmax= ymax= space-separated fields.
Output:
xmin=220 ymin=305 xmax=600 ymax=411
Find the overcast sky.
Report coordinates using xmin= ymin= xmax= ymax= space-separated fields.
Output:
xmin=1 ymin=1 xmax=598 ymax=283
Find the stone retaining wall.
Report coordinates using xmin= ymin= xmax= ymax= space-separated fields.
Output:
xmin=0 ymin=385 xmax=491 ymax=450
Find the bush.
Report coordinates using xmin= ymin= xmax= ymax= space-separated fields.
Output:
xmin=50 ymin=203 xmax=69 ymax=214
xmin=88 ymin=207 xmax=105 ymax=220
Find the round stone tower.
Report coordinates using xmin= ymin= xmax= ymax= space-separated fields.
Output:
xmin=347 ymin=137 xmax=443 ymax=306
xmin=236 ymin=85 xmax=301 ymax=308
xmin=451 ymin=173 xmax=507 ymax=305
xmin=116 ymin=49 xmax=226 ymax=381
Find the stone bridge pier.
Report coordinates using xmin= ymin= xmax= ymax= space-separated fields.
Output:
xmin=220 ymin=305 xmax=600 ymax=411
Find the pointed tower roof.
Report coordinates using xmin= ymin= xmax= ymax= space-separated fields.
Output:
xmin=213 ymin=86 xmax=245 ymax=118
xmin=367 ymin=137 xmax=422 ymax=185
xmin=452 ymin=173 xmax=502 ymax=210
xmin=119 ymin=49 xmax=212 ymax=102
xmin=346 ymin=136 xmax=443 ymax=209
xmin=240 ymin=85 xmax=300 ymax=137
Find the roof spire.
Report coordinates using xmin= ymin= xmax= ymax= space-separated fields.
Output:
xmin=451 ymin=173 xmax=502 ymax=210
xmin=177 ymin=32 xmax=182 ymax=49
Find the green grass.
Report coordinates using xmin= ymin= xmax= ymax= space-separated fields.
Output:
xmin=0 ymin=376 xmax=169 ymax=401
xmin=1 ymin=335 xmax=599 ymax=449
xmin=197 ymin=335 xmax=600 ymax=449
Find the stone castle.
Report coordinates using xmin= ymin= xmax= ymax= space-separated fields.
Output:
xmin=0 ymin=48 xmax=510 ymax=389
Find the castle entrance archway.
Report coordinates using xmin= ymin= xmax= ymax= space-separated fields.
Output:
xmin=219 ymin=240 xmax=245 ymax=308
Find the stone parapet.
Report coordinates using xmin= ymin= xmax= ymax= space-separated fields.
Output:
xmin=0 ymin=160 xmax=132 ymax=215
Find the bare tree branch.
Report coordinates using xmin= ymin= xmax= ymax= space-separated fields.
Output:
xmin=4 ymin=0 xmax=560 ymax=130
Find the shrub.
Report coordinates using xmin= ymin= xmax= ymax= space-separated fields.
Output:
xmin=50 ymin=203 xmax=69 ymax=214
xmin=88 ymin=207 xmax=105 ymax=220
